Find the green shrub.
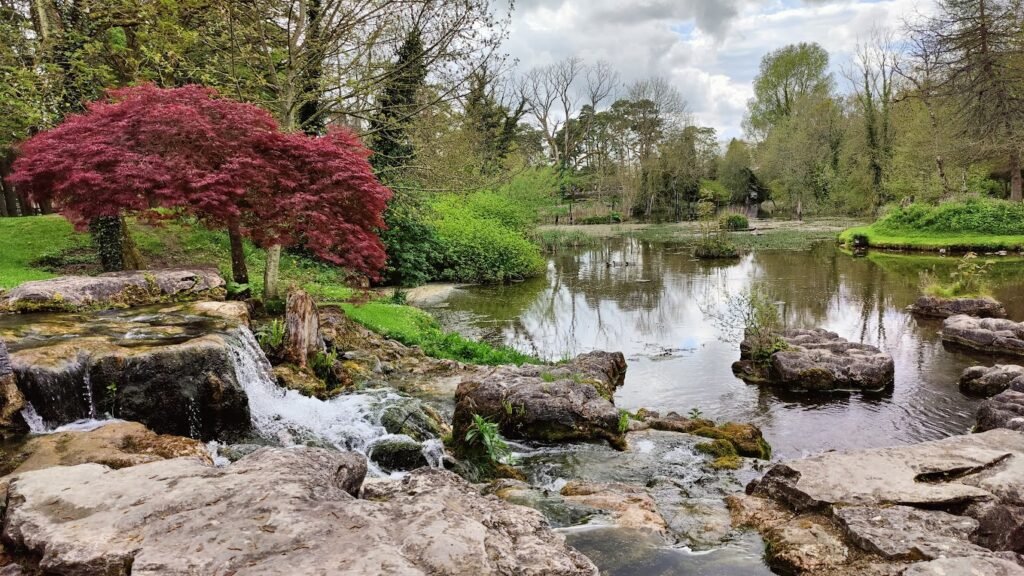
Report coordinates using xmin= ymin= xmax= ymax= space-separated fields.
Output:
xmin=578 ymin=212 xmax=622 ymax=225
xmin=431 ymin=203 xmax=545 ymax=283
xmin=693 ymin=238 xmax=740 ymax=259
xmin=380 ymin=194 xmax=443 ymax=287
xmin=875 ymin=199 xmax=1024 ymax=236
xmin=719 ymin=213 xmax=749 ymax=231
xmin=256 ymin=319 xmax=286 ymax=350
xmin=465 ymin=414 xmax=512 ymax=465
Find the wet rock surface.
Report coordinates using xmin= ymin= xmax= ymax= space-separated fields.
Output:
xmin=943 ymin=315 xmax=1024 ymax=357
xmin=960 ymin=364 xmax=1024 ymax=397
xmin=733 ymin=328 xmax=895 ymax=392
xmin=910 ymin=295 xmax=1007 ymax=319
xmin=452 ymin=351 xmax=628 ymax=449
xmin=1 ymin=447 xmax=597 ymax=575
xmin=2 ymin=268 xmax=225 ymax=313
xmin=0 ymin=339 xmax=26 ymax=438
xmin=733 ymin=429 xmax=1024 ymax=575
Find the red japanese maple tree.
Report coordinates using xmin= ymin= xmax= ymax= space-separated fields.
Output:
xmin=10 ymin=84 xmax=391 ymax=293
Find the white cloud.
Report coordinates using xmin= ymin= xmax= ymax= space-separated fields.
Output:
xmin=506 ymin=0 xmax=934 ymax=139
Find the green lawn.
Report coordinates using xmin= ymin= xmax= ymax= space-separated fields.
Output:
xmin=839 ymin=225 xmax=1024 ymax=251
xmin=0 ymin=216 xmax=89 ymax=289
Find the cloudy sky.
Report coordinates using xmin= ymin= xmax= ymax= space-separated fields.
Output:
xmin=504 ymin=0 xmax=931 ymax=140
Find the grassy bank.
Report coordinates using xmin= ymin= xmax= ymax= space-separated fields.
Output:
xmin=840 ymin=199 xmax=1024 ymax=251
xmin=0 ymin=216 xmax=90 ymax=289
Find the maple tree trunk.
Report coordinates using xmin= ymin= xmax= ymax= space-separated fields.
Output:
xmin=227 ymin=220 xmax=249 ymax=285
xmin=90 ymin=216 xmax=126 ymax=272
xmin=282 ymin=289 xmax=322 ymax=369
xmin=263 ymin=244 xmax=282 ymax=301
xmin=120 ymin=217 xmax=144 ymax=270
xmin=1011 ymin=148 xmax=1022 ymax=202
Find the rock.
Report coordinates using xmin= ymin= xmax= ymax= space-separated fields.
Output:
xmin=452 ymin=351 xmax=628 ymax=451
xmin=0 ymin=338 xmax=26 ymax=439
xmin=910 ymin=296 xmax=1007 ymax=319
xmin=960 ymin=365 xmax=1024 ymax=397
xmin=368 ymin=436 xmax=429 ymax=471
xmin=272 ymin=363 xmax=329 ymax=398
xmin=1 ymin=448 xmax=597 ymax=575
xmin=178 ymin=301 xmax=251 ymax=326
xmin=379 ymin=398 xmax=449 ymax=441
xmin=0 ymin=421 xmax=211 ymax=476
xmin=559 ymin=481 xmax=668 ymax=533
xmin=11 ymin=332 xmax=251 ymax=440
xmin=486 ymin=480 xmax=599 ymax=528
xmin=3 ymin=268 xmax=225 ymax=313
xmin=943 ymin=315 xmax=1024 ymax=357
xmin=733 ymin=328 xmax=895 ymax=392
xmin=977 ymin=390 xmax=1024 ymax=432
xmin=965 ymin=501 xmax=1024 ymax=552
xmin=765 ymin=516 xmax=851 ymax=574
xmin=900 ymin=557 xmax=1024 ymax=576
xmin=834 ymin=505 xmax=987 ymax=561
xmin=282 ymin=290 xmax=322 ymax=368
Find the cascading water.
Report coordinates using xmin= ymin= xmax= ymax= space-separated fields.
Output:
xmin=224 ymin=327 xmax=444 ymax=475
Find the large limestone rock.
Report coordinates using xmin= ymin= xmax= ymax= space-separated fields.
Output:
xmin=910 ymin=295 xmax=1007 ymax=319
xmin=733 ymin=429 xmax=1024 ymax=575
xmin=0 ymin=338 xmax=26 ymax=439
xmin=978 ymin=390 xmax=1024 ymax=432
xmin=3 ymin=268 xmax=225 ymax=313
xmin=0 ymin=447 xmax=597 ymax=575
xmin=960 ymin=364 xmax=1024 ymax=397
xmin=732 ymin=328 xmax=894 ymax=392
xmin=0 ymin=421 xmax=211 ymax=476
xmin=943 ymin=315 xmax=1024 ymax=357
xmin=452 ymin=351 xmax=628 ymax=450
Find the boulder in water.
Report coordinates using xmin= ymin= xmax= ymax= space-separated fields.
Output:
xmin=732 ymin=328 xmax=894 ymax=392
xmin=0 ymin=338 xmax=26 ymax=439
xmin=2 ymin=268 xmax=225 ymax=313
xmin=910 ymin=295 xmax=1007 ymax=319
xmin=368 ymin=436 xmax=429 ymax=471
xmin=0 ymin=447 xmax=596 ymax=575
xmin=977 ymin=389 xmax=1024 ymax=432
xmin=943 ymin=315 xmax=1024 ymax=356
xmin=452 ymin=351 xmax=628 ymax=451
xmin=960 ymin=364 xmax=1024 ymax=397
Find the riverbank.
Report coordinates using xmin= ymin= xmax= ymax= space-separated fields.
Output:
xmin=839 ymin=225 xmax=1024 ymax=251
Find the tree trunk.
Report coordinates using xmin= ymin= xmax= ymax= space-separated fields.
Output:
xmin=120 ymin=216 xmax=144 ymax=270
xmin=796 ymin=198 xmax=803 ymax=221
xmin=263 ymin=244 xmax=282 ymax=301
xmin=227 ymin=220 xmax=250 ymax=286
xmin=1011 ymin=148 xmax=1022 ymax=201
xmin=282 ymin=289 xmax=322 ymax=369
xmin=90 ymin=216 xmax=126 ymax=272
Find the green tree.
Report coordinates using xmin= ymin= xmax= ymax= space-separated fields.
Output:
xmin=744 ymin=42 xmax=833 ymax=140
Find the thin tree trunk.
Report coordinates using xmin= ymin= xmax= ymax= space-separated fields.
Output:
xmin=264 ymin=245 xmax=282 ymax=301
xmin=119 ymin=216 xmax=144 ymax=270
xmin=227 ymin=220 xmax=250 ymax=285
xmin=1011 ymin=148 xmax=1022 ymax=201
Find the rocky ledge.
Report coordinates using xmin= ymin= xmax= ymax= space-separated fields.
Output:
xmin=1 ymin=268 xmax=225 ymax=313
xmin=0 ymin=447 xmax=597 ymax=575
xmin=910 ymin=295 xmax=1007 ymax=319
xmin=943 ymin=315 xmax=1024 ymax=357
xmin=732 ymin=328 xmax=895 ymax=392
xmin=452 ymin=351 xmax=628 ymax=451
xmin=730 ymin=429 xmax=1024 ymax=575
xmin=960 ymin=364 xmax=1024 ymax=397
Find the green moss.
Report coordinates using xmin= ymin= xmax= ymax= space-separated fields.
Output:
xmin=695 ymin=438 xmax=738 ymax=458
xmin=711 ymin=455 xmax=742 ymax=470
xmin=692 ymin=422 xmax=772 ymax=460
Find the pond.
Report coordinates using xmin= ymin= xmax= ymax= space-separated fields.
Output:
xmin=430 ymin=238 xmax=1024 ymax=460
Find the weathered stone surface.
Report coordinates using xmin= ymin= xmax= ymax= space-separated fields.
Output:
xmin=733 ymin=328 xmax=894 ymax=392
xmin=452 ymin=352 xmax=628 ymax=450
xmin=1 ymin=448 xmax=596 ymax=575
xmin=3 ymin=268 xmax=225 ymax=313
xmin=368 ymin=436 xmax=429 ymax=471
xmin=977 ymin=390 xmax=1024 ymax=432
xmin=282 ymin=289 xmax=322 ymax=368
xmin=900 ymin=557 xmax=1024 ymax=576
xmin=0 ymin=338 xmax=25 ymax=439
xmin=10 ymin=333 xmax=251 ymax=439
xmin=910 ymin=296 xmax=1007 ymax=319
xmin=834 ymin=506 xmax=986 ymax=561
xmin=559 ymin=481 xmax=668 ymax=533
xmin=766 ymin=516 xmax=850 ymax=574
xmin=943 ymin=315 xmax=1024 ymax=357
xmin=272 ymin=363 xmax=329 ymax=398
xmin=630 ymin=411 xmax=772 ymax=460
xmin=179 ymin=301 xmax=250 ymax=326
xmin=960 ymin=365 xmax=1024 ymax=397
xmin=966 ymin=501 xmax=1024 ymax=552
xmin=0 ymin=421 xmax=211 ymax=476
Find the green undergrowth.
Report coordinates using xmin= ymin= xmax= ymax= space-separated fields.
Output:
xmin=0 ymin=216 xmax=90 ymax=289
xmin=338 ymin=300 xmax=538 ymax=366
xmin=840 ymin=199 xmax=1024 ymax=251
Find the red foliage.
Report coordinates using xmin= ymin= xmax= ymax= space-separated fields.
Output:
xmin=10 ymin=84 xmax=392 ymax=277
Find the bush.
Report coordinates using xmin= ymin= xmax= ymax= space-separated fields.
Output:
xmin=693 ymin=238 xmax=740 ymax=259
xmin=875 ymin=199 xmax=1024 ymax=236
xmin=380 ymin=194 xmax=443 ymax=287
xmin=920 ymin=252 xmax=994 ymax=298
xmin=578 ymin=212 xmax=622 ymax=225
xmin=719 ymin=213 xmax=749 ymax=231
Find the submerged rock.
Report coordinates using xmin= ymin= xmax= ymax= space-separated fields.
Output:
xmin=960 ymin=364 xmax=1024 ymax=397
xmin=943 ymin=315 xmax=1024 ymax=357
xmin=732 ymin=328 xmax=894 ymax=392
xmin=733 ymin=429 xmax=1024 ymax=575
xmin=1 ymin=447 xmax=596 ymax=575
xmin=0 ymin=421 xmax=211 ymax=476
xmin=0 ymin=338 xmax=26 ymax=439
xmin=2 ymin=268 xmax=225 ymax=313
xmin=910 ymin=295 xmax=1006 ymax=319
xmin=559 ymin=481 xmax=668 ymax=533
xmin=452 ymin=351 xmax=628 ymax=451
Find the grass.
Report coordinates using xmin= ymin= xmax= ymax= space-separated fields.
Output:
xmin=840 ymin=199 xmax=1024 ymax=251
xmin=0 ymin=216 xmax=90 ymax=289
xmin=532 ymin=229 xmax=601 ymax=252
xmin=839 ymin=226 xmax=1024 ymax=251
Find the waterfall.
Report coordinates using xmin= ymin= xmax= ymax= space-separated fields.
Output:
xmin=224 ymin=327 xmax=444 ymax=474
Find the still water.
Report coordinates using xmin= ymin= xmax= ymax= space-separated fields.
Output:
xmin=431 ymin=239 xmax=1024 ymax=460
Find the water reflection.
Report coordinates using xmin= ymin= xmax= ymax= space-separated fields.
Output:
xmin=431 ymin=239 xmax=1024 ymax=459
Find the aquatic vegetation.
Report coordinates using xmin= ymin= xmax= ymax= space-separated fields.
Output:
xmin=920 ymin=252 xmax=994 ymax=298
xmin=465 ymin=414 xmax=512 ymax=465
xmin=719 ymin=213 xmax=749 ymax=231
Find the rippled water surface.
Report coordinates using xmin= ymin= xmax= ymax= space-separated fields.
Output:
xmin=431 ymin=239 xmax=1024 ymax=459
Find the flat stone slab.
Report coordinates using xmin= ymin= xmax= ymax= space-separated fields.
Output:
xmin=3 ymin=268 xmax=225 ymax=312
xmin=960 ymin=365 xmax=1024 ymax=398
xmin=834 ymin=505 xmax=986 ymax=561
xmin=901 ymin=557 xmax=1024 ymax=576
xmin=910 ymin=296 xmax=1006 ymax=319
xmin=943 ymin=315 xmax=1024 ymax=357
